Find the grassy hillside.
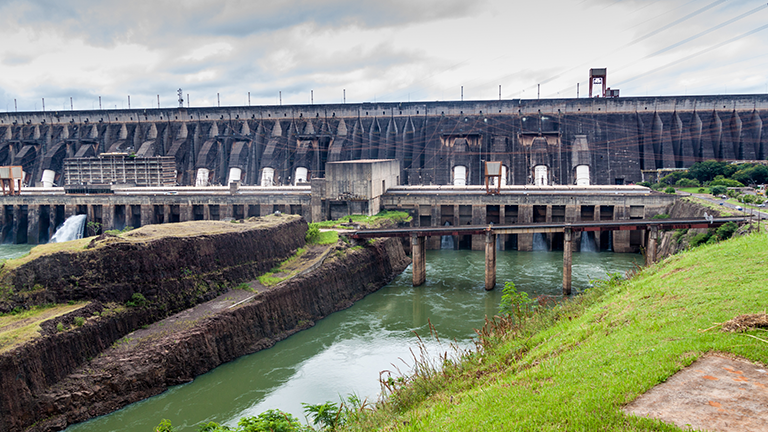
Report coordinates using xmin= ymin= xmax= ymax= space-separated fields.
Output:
xmin=344 ymin=232 xmax=768 ymax=431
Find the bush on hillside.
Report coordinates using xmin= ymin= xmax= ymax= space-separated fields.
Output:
xmin=675 ymin=178 xmax=700 ymax=187
xmin=710 ymin=185 xmax=727 ymax=196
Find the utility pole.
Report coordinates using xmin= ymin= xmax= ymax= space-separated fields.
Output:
xmin=343 ymin=89 xmax=346 ymax=104
xmin=42 ymin=98 xmax=45 ymax=112
xmin=70 ymin=97 xmax=73 ymax=110
xmin=499 ymin=85 xmax=501 ymax=100
xmin=99 ymin=96 xmax=102 ymax=110
xmin=311 ymin=89 xmax=313 ymax=104
xmin=279 ymin=91 xmax=282 ymax=105
xmin=577 ymin=83 xmax=579 ymax=98
xmin=537 ymin=84 xmax=540 ymax=100
xmin=157 ymin=95 xmax=160 ymax=108
xmin=248 ymin=92 xmax=250 ymax=106
xmin=177 ymin=89 xmax=183 ymax=108
xmin=461 ymin=86 xmax=463 ymax=101
xmin=128 ymin=95 xmax=131 ymax=109
xmin=217 ymin=93 xmax=220 ymax=107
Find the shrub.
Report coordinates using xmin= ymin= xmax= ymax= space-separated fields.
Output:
xmin=498 ymin=281 xmax=535 ymax=322
xmin=675 ymin=178 xmax=700 ymax=187
xmin=710 ymin=178 xmax=744 ymax=187
xmin=56 ymin=322 xmax=65 ymax=332
xmin=637 ymin=181 xmax=652 ymax=188
xmin=716 ymin=221 xmax=738 ymax=240
xmin=651 ymin=214 xmax=670 ymax=219
xmin=698 ymin=188 xmax=705 ymax=193
xmin=664 ymin=187 xmax=676 ymax=194
xmin=74 ymin=316 xmax=85 ymax=327
xmin=689 ymin=232 xmax=712 ymax=247
xmin=305 ymin=223 xmax=320 ymax=244
xmin=125 ymin=293 xmax=149 ymax=308
xmin=710 ymin=185 xmax=727 ymax=196
xmin=153 ymin=419 xmax=175 ymax=432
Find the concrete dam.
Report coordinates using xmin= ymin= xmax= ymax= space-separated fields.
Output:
xmin=0 ymin=94 xmax=761 ymax=250
xmin=2 ymin=94 xmax=767 ymax=190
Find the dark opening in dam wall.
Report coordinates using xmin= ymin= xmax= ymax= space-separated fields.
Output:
xmin=1 ymin=95 xmax=766 ymax=191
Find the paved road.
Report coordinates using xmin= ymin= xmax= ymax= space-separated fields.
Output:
xmin=679 ymin=191 xmax=768 ymax=220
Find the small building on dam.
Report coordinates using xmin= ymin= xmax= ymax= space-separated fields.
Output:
xmin=0 ymin=94 xmax=761 ymax=250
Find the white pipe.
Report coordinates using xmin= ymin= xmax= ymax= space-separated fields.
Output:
xmin=576 ymin=165 xmax=590 ymax=186
xmin=195 ymin=168 xmax=209 ymax=187
xmin=534 ymin=165 xmax=548 ymax=186
xmin=261 ymin=167 xmax=275 ymax=187
xmin=294 ymin=167 xmax=308 ymax=185
xmin=41 ymin=169 xmax=56 ymax=188
xmin=227 ymin=167 xmax=242 ymax=185
xmin=453 ymin=165 xmax=466 ymax=186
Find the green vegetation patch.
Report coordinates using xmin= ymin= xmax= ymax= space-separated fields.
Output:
xmin=257 ymin=248 xmax=308 ymax=286
xmin=0 ymin=302 xmax=88 ymax=353
xmin=312 ymin=210 xmax=411 ymax=229
xmin=341 ymin=232 xmax=768 ymax=431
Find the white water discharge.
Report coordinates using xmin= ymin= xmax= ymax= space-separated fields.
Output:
xmin=440 ymin=222 xmax=454 ymax=249
xmin=49 ymin=215 xmax=87 ymax=243
xmin=580 ymin=232 xmax=597 ymax=252
xmin=532 ymin=233 xmax=547 ymax=251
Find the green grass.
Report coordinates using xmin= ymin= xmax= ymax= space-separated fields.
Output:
xmin=0 ymin=302 xmax=88 ymax=353
xmin=257 ymin=248 xmax=307 ymax=286
xmin=312 ymin=210 xmax=411 ymax=229
xmin=341 ymin=232 xmax=768 ymax=431
xmin=314 ymin=230 xmax=338 ymax=245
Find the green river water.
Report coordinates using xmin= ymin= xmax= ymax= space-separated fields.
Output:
xmin=2 ymin=245 xmax=640 ymax=431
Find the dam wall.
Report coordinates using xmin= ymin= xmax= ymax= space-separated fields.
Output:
xmin=1 ymin=94 xmax=767 ymax=193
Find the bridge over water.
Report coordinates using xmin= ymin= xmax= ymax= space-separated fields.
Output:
xmin=350 ymin=217 xmax=749 ymax=294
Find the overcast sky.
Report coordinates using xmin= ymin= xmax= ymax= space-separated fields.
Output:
xmin=1 ymin=0 xmax=767 ymax=112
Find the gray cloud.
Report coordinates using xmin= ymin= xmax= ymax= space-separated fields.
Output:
xmin=2 ymin=0 xmax=481 ymax=47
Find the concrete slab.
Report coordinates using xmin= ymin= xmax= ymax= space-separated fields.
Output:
xmin=624 ymin=354 xmax=768 ymax=431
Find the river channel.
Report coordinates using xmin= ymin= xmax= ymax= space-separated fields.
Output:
xmin=38 ymin=248 xmax=639 ymax=431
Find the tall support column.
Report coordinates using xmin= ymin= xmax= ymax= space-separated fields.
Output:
xmin=412 ymin=235 xmax=426 ymax=286
xmin=563 ymin=227 xmax=573 ymax=295
xmin=140 ymin=205 xmax=152 ymax=227
xmin=646 ymin=225 xmax=658 ymax=266
xmin=27 ymin=205 xmax=40 ymax=245
xmin=102 ymin=204 xmax=115 ymax=231
xmin=485 ymin=231 xmax=496 ymax=290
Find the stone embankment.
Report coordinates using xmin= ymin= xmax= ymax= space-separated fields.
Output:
xmin=0 ymin=216 xmax=410 ymax=432
xmin=657 ymin=197 xmax=727 ymax=258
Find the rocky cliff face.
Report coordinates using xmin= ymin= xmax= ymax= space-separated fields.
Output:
xmin=0 ymin=229 xmax=409 ymax=432
xmin=0 ymin=216 xmax=306 ymax=312
xmin=657 ymin=198 xmax=726 ymax=258
xmin=0 ymin=216 xmax=308 ymax=432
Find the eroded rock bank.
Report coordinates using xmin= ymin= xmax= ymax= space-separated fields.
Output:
xmin=0 ymin=217 xmax=409 ymax=432
xmin=1 ymin=216 xmax=306 ymax=432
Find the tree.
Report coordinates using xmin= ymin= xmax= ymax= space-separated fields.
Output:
xmin=710 ymin=185 xmax=727 ymax=196
xmin=688 ymin=160 xmax=727 ymax=183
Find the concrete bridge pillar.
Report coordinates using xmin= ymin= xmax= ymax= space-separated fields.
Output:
xmin=471 ymin=205 xmax=485 ymax=251
xmin=563 ymin=227 xmax=573 ymax=295
xmin=485 ymin=231 xmax=496 ymax=290
xmin=412 ymin=235 xmax=426 ymax=286
xmin=646 ymin=225 xmax=659 ymax=266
